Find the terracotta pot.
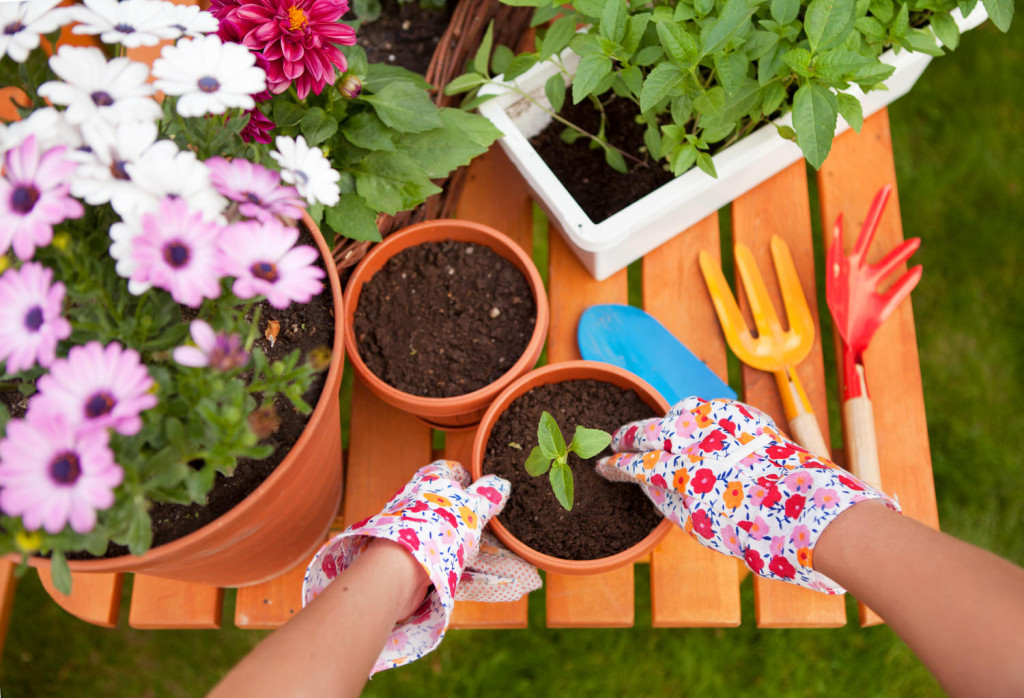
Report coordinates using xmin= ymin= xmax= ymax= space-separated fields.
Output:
xmin=28 ymin=212 xmax=345 ymax=587
xmin=343 ymin=219 xmax=549 ymax=429
xmin=471 ymin=360 xmax=673 ymax=575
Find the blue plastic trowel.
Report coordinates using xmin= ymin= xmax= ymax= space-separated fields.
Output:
xmin=577 ymin=304 xmax=736 ymax=404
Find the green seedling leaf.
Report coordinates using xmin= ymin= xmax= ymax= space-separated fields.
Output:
xmin=51 ymin=549 xmax=72 ymax=595
xmin=570 ymin=425 xmax=612 ymax=459
xmin=362 ymin=82 xmax=443 ymax=133
xmin=600 ymin=0 xmax=628 ymax=43
xmin=836 ymin=92 xmax=863 ymax=131
xmin=550 ymin=461 xmax=574 ymax=511
xmin=657 ymin=20 xmax=699 ymax=66
xmin=545 ymin=73 xmax=567 ymax=112
xmin=701 ymin=0 xmax=756 ymax=56
xmin=326 ymin=195 xmax=382 ymax=242
xmin=444 ymin=73 xmax=488 ymax=95
xmin=503 ymin=53 xmax=539 ymax=81
xmin=524 ymin=445 xmax=553 ymax=475
xmin=981 ymin=0 xmax=1013 ymax=32
xmin=623 ymin=12 xmax=651 ymax=54
xmin=541 ymin=15 xmax=577 ymax=60
xmin=929 ymin=12 xmax=960 ymax=49
xmin=771 ymin=0 xmax=800 ymax=25
xmin=640 ymin=61 xmax=684 ymax=112
xmin=793 ymin=81 xmax=838 ymax=169
xmin=474 ymin=21 xmax=494 ymax=74
xmin=696 ymin=150 xmax=718 ymax=177
xmin=537 ymin=410 xmax=567 ymax=458
xmin=603 ymin=145 xmax=628 ymax=173
xmin=572 ymin=53 xmax=612 ymax=104
xmin=491 ymin=44 xmax=514 ymax=75
xmin=805 ymin=0 xmax=856 ymax=53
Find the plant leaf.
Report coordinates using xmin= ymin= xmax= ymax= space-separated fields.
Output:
xmin=656 ymin=20 xmax=699 ymax=66
xmin=362 ymin=82 xmax=443 ymax=133
xmin=503 ymin=53 xmax=539 ymax=81
xmin=793 ymin=81 xmax=838 ymax=169
xmin=600 ymin=0 xmax=628 ymax=42
xmin=714 ymin=51 xmax=749 ymax=94
xmin=701 ymin=0 xmax=756 ymax=56
xmin=50 ymin=549 xmax=72 ymax=595
xmin=342 ymin=111 xmax=395 ymax=151
xmin=474 ymin=21 xmax=494 ymax=74
xmin=981 ymin=0 xmax=1013 ymax=32
xmin=443 ymin=73 xmax=487 ymax=95
xmin=549 ymin=462 xmax=574 ymax=511
xmin=570 ymin=425 xmax=612 ymax=458
xmin=696 ymin=150 xmax=718 ymax=177
xmin=127 ymin=501 xmax=154 ymax=556
xmin=804 ymin=0 xmax=856 ymax=53
xmin=623 ymin=12 xmax=652 ymax=54
xmin=537 ymin=410 xmax=567 ymax=458
xmin=929 ymin=12 xmax=960 ymax=49
xmin=541 ymin=15 xmax=578 ymax=60
xmin=325 ymin=194 xmax=382 ymax=242
xmin=771 ymin=0 xmax=801 ymax=24
xmin=524 ymin=445 xmax=553 ymax=475
xmin=640 ymin=61 xmax=684 ymax=112
xmin=572 ymin=53 xmax=612 ymax=104
xmin=836 ymin=92 xmax=863 ymax=131
xmin=603 ymin=145 xmax=627 ymax=173
xmin=545 ymin=73 xmax=567 ymax=112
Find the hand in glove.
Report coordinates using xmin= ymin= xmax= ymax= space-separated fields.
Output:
xmin=597 ymin=397 xmax=898 ymax=593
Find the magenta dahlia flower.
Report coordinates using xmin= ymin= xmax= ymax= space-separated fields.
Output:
xmin=33 ymin=341 xmax=157 ymax=437
xmin=0 ymin=411 xmax=122 ymax=535
xmin=219 ymin=218 xmax=324 ymax=309
xmin=0 ymin=263 xmax=72 ymax=373
xmin=227 ymin=0 xmax=355 ymax=100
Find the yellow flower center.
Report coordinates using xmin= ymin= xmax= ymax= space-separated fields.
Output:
xmin=15 ymin=530 xmax=41 ymax=553
xmin=287 ymin=6 xmax=307 ymax=31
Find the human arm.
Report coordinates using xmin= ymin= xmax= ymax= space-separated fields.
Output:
xmin=208 ymin=538 xmax=429 ymax=698
xmin=814 ymin=500 xmax=1024 ymax=698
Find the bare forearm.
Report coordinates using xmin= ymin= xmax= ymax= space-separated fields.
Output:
xmin=208 ymin=540 xmax=429 ymax=698
xmin=815 ymin=501 xmax=1024 ymax=697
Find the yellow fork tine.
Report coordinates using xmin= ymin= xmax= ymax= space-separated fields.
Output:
xmin=733 ymin=242 xmax=785 ymax=343
xmin=769 ymin=235 xmax=815 ymax=361
xmin=698 ymin=250 xmax=761 ymax=362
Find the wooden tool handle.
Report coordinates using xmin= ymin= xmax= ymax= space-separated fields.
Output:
xmin=788 ymin=412 xmax=830 ymax=460
xmin=842 ymin=395 xmax=882 ymax=489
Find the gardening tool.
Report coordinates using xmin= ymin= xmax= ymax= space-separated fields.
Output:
xmin=576 ymin=304 xmax=737 ymax=403
xmin=826 ymin=185 xmax=922 ymax=490
xmin=698 ymin=236 xmax=830 ymax=459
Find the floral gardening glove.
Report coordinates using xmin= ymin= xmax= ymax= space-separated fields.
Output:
xmin=597 ymin=397 xmax=899 ymax=594
xmin=301 ymin=460 xmax=541 ymax=675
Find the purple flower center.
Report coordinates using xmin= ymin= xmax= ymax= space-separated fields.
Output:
xmin=209 ymin=335 xmax=249 ymax=371
xmin=110 ymin=160 xmax=130 ymax=180
xmin=84 ymin=391 xmax=116 ymax=419
xmin=23 ymin=306 xmax=44 ymax=331
xmin=244 ymin=191 xmax=262 ymax=204
xmin=4 ymin=21 xmax=24 ymax=35
xmin=114 ymin=22 xmax=136 ymax=33
xmin=198 ymin=77 xmax=220 ymax=93
xmin=162 ymin=241 xmax=191 ymax=268
xmin=10 ymin=184 xmax=40 ymax=214
xmin=251 ymin=261 xmax=278 ymax=283
xmin=49 ymin=451 xmax=82 ymax=486
xmin=91 ymin=91 xmax=115 ymax=107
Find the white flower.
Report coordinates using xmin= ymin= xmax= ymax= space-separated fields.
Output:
xmin=152 ymin=35 xmax=266 ymax=118
xmin=123 ymin=139 xmax=226 ymax=220
xmin=71 ymin=120 xmax=159 ymax=208
xmin=38 ymin=46 xmax=161 ymax=127
xmin=0 ymin=0 xmax=70 ymax=63
xmin=0 ymin=107 xmax=83 ymax=155
xmin=159 ymin=3 xmax=219 ymax=39
xmin=270 ymin=135 xmax=340 ymax=207
xmin=108 ymin=212 xmax=151 ymax=295
xmin=69 ymin=0 xmax=178 ymax=48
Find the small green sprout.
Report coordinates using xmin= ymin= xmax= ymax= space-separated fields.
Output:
xmin=523 ymin=411 xmax=612 ymax=511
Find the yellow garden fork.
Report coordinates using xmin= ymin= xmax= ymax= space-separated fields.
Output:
xmin=698 ymin=235 xmax=830 ymax=458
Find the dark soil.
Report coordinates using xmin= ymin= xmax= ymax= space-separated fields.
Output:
xmin=530 ymin=96 xmax=674 ymax=224
xmin=348 ymin=0 xmax=454 ymax=75
xmin=70 ymin=221 xmax=335 ymax=558
xmin=482 ymin=379 xmax=663 ymax=560
xmin=354 ymin=240 xmax=536 ymax=397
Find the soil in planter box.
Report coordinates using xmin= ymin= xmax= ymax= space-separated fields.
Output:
xmin=354 ymin=240 xmax=536 ymax=397
xmin=348 ymin=0 xmax=454 ymax=75
xmin=483 ymin=380 xmax=662 ymax=560
xmin=530 ymin=97 xmax=674 ymax=224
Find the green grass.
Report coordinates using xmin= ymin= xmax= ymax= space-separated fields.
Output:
xmin=3 ymin=19 xmax=1023 ymax=696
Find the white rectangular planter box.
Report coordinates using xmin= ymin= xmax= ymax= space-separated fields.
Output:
xmin=478 ymin=6 xmax=988 ymax=280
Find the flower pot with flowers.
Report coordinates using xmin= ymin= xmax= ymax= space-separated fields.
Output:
xmin=448 ymin=0 xmax=1010 ymax=280
xmin=0 ymin=0 xmax=375 ymax=593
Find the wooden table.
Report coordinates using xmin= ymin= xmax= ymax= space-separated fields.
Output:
xmin=0 ymin=107 xmax=938 ymax=650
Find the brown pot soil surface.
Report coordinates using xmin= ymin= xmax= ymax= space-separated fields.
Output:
xmin=529 ymin=96 xmax=674 ymax=224
xmin=354 ymin=240 xmax=536 ymax=398
xmin=349 ymin=0 xmax=453 ymax=75
xmin=482 ymin=379 xmax=662 ymax=560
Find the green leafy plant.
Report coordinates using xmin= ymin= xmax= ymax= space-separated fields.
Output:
xmin=448 ymin=0 xmax=1012 ymax=175
xmin=523 ymin=411 xmax=612 ymax=511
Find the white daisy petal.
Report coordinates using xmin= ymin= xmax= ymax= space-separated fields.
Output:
xmin=153 ymin=35 xmax=265 ymax=119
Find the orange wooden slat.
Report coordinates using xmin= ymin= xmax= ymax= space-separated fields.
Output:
xmin=817 ymin=108 xmax=937 ymax=627
xmin=544 ymin=225 xmax=635 ymax=628
xmin=730 ymin=161 xmax=847 ymax=628
xmin=234 ymin=557 xmax=309 ymax=629
xmin=642 ymin=214 xmax=742 ymax=627
xmin=37 ymin=568 xmax=122 ymax=628
xmin=128 ymin=575 xmax=222 ymax=629
xmin=453 ymin=147 xmax=535 ymax=251
xmin=0 ymin=560 xmax=18 ymax=658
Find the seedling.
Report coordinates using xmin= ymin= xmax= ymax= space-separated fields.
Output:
xmin=523 ymin=411 xmax=612 ymax=511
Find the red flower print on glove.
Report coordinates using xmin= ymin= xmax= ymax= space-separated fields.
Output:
xmin=596 ymin=397 xmax=899 ymax=594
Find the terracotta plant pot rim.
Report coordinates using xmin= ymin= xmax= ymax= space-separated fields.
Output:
xmin=471 ymin=360 xmax=674 ymax=576
xmin=343 ymin=219 xmax=549 ymax=422
xmin=33 ymin=210 xmax=345 ymax=575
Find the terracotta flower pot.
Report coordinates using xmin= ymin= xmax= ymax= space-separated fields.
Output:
xmin=29 ymin=212 xmax=345 ymax=587
xmin=343 ymin=219 xmax=549 ymax=429
xmin=471 ymin=360 xmax=673 ymax=575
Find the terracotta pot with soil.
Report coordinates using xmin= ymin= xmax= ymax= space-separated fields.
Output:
xmin=27 ymin=212 xmax=345 ymax=588
xmin=471 ymin=361 xmax=673 ymax=575
xmin=344 ymin=219 xmax=548 ymax=429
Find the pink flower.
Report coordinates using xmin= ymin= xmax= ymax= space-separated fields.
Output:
xmin=783 ymin=470 xmax=813 ymax=493
xmin=790 ymin=524 xmax=811 ymax=547
xmin=241 ymin=106 xmax=276 ymax=144
xmin=738 ymin=515 xmax=769 ymax=540
xmin=744 ymin=548 xmax=764 ymax=574
xmin=447 ymin=569 xmax=458 ymax=596
xmin=475 ymin=486 xmax=503 ymax=506
xmin=206 ymin=157 xmax=302 ymax=223
xmin=320 ymin=552 xmax=337 ymax=579
xmin=172 ymin=319 xmax=250 ymax=371
xmin=384 ymin=630 xmax=409 ymax=652
xmin=219 ymin=218 xmax=325 ymax=309
xmin=769 ymin=535 xmax=785 ymax=557
xmin=0 ymin=263 xmax=71 ymax=373
xmin=0 ymin=136 xmax=83 ymax=260
xmin=721 ymin=524 xmax=742 ymax=555
xmin=130 ymin=198 xmax=225 ymax=308
xmin=0 ymin=412 xmax=122 ymax=534
xmin=227 ymin=0 xmax=356 ymax=100
xmin=33 ymin=341 xmax=157 ymax=436
xmin=435 ymin=508 xmax=458 ymax=530
xmin=813 ymin=487 xmax=840 ymax=508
